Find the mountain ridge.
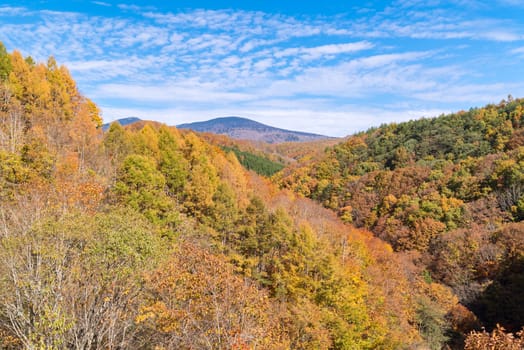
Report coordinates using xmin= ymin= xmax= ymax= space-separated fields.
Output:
xmin=177 ymin=116 xmax=333 ymax=143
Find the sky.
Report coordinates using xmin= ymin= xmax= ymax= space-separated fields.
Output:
xmin=1 ymin=1 xmax=524 ymax=137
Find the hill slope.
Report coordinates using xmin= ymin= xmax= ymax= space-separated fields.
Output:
xmin=276 ymin=97 xmax=524 ymax=336
xmin=177 ymin=116 xmax=331 ymax=143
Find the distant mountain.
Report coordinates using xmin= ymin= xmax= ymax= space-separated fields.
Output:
xmin=102 ymin=117 xmax=142 ymax=131
xmin=177 ymin=116 xmax=331 ymax=143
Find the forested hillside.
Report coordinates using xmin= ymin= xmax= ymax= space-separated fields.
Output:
xmin=276 ymin=96 xmax=524 ymax=344
xmin=197 ymin=132 xmax=340 ymax=177
xmin=0 ymin=44 xmax=481 ymax=349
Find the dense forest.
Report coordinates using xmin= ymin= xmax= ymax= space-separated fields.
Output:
xmin=220 ymin=145 xmax=284 ymax=176
xmin=0 ymin=43 xmax=522 ymax=350
xmin=276 ymin=93 xmax=524 ymax=347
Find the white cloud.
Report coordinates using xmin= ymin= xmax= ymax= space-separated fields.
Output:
xmin=94 ymin=83 xmax=253 ymax=104
xmin=412 ymin=83 xmax=524 ymax=104
xmin=480 ymin=29 xmax=522 ymax=42
xmin=65 ymin=55 xmax=170 ymax=81
xmin=0 ymin=6 xmax=28 ymax=16
xmin=117 ymin=4 xmax=156 ymax=12
xmin=511 ymin=46 xmax=524 ymax=55
xmin=354 ymin=4 xmax=524 ymax=42
xmin=274 ymin=41 xmax=374 ymax=59
xmin=92 ymin=1 xmax=111 ymax=7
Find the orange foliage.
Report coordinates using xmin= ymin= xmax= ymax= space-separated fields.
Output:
xmin=465 ymin=325 xmax=524 ymax=350
xmin=138 ymin=242 xmax=284 ymax=349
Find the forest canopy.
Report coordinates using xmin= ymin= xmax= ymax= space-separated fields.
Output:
xmin=276 ymin=94 xmax=524 ymax=345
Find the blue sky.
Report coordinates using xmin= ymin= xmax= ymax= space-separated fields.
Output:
xmin=2 ymin=1 xmax=524 ymax=136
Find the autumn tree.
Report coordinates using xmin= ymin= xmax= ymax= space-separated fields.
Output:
xmin=112 ymin=154 xmax=178 ymax=233
xmin=136 ymin=242 xmax=284 ymax=349
xmin=465 ymin=325 xmax=524 ymax=350
xmin=157 ymin=125 xmax=189 ymax=197
xmin=0 ymin=43 xmax=11 ymax=81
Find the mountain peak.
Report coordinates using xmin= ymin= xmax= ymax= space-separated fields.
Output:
xmin=177 ymin=116 xmax=331 ymax=143
xmin=101 ymin=117 xmax=142 ymax=131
